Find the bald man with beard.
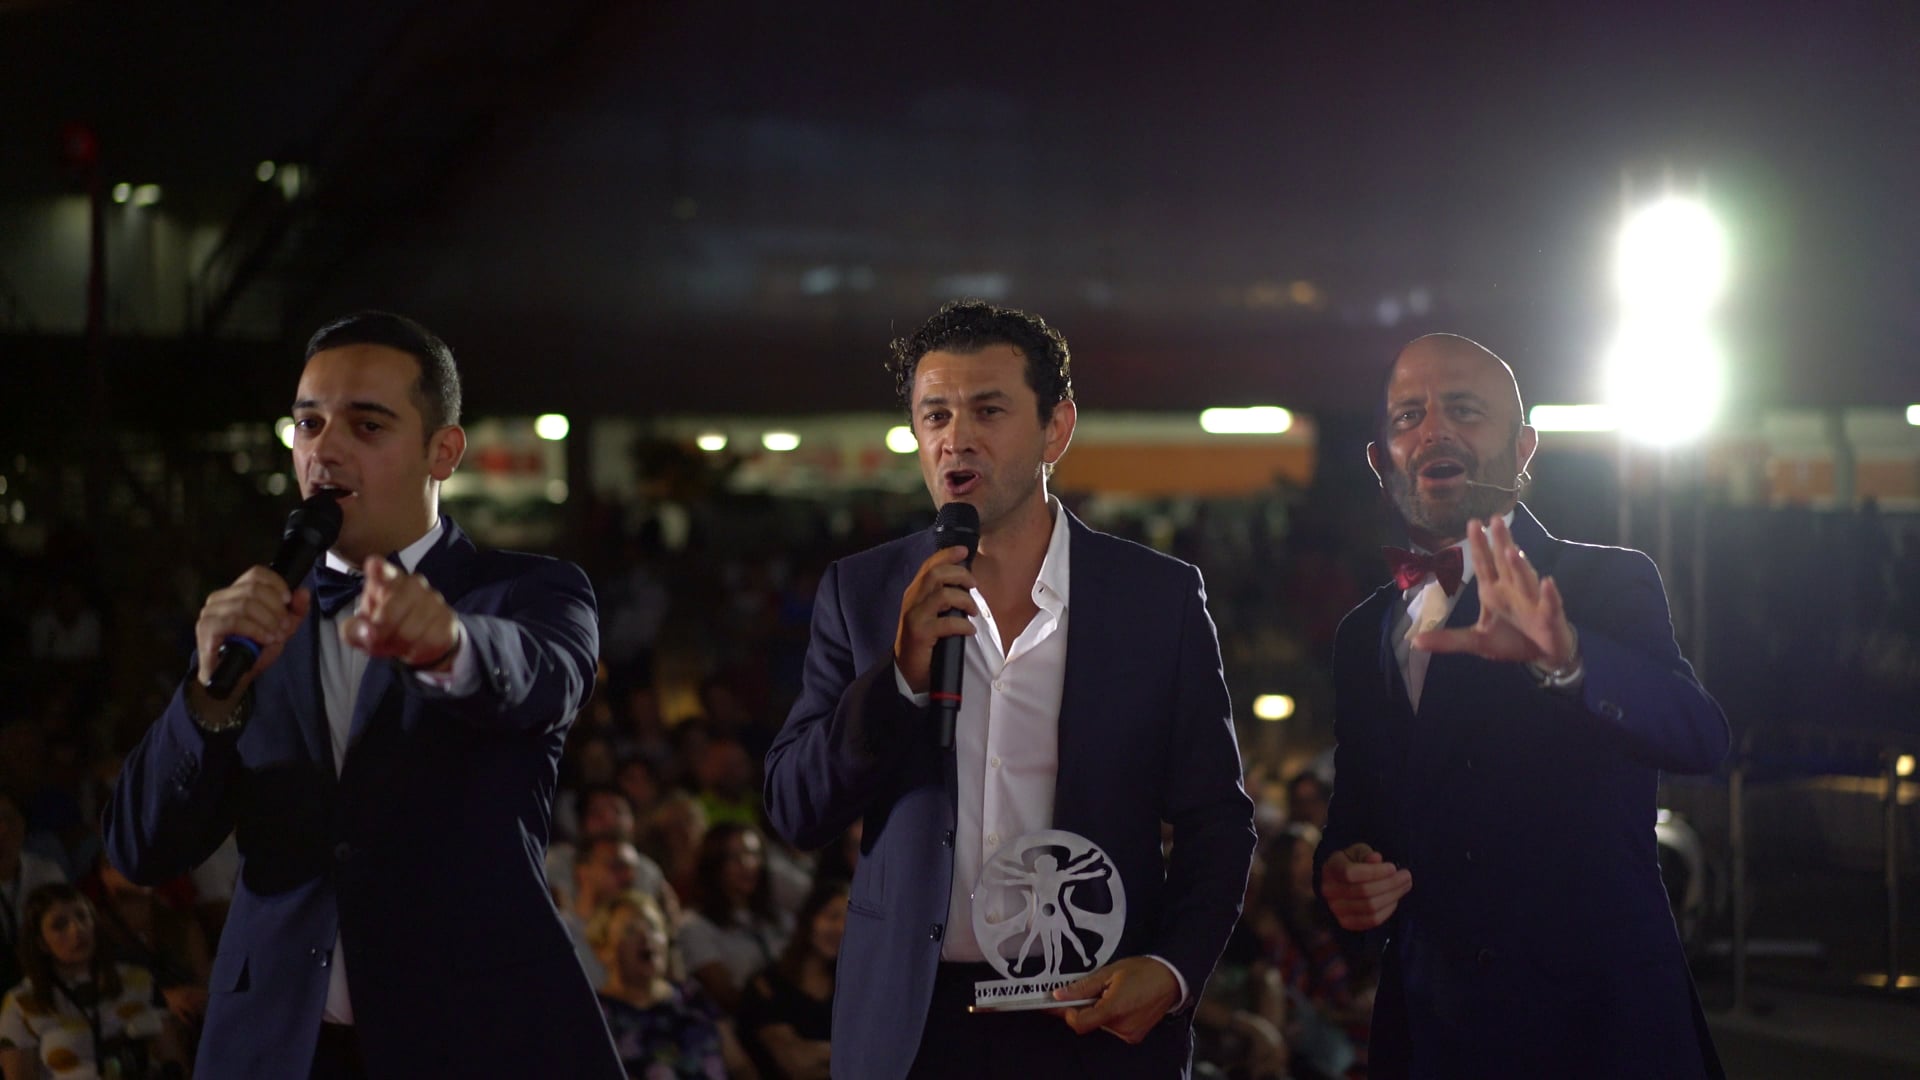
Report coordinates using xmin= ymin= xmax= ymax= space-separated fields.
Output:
xmin=1317 ymin=334 xmax=1729 ymax=1078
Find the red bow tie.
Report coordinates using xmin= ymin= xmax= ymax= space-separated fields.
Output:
xmin=1384 ymin=545 xmax=1464 ymax=595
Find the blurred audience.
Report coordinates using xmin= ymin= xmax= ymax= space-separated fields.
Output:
xmin=586 ymin=890 xmax=751 ymax=1079
xmin=676 ymin=824 xmax=791 ymax=1013
xmin=0 ymin=882 xmax=183 ymax=1080
xmin=737 ymin=878 xmax=846 ymax=1080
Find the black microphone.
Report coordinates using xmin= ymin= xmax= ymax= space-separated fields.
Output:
xmin=205 ymin=490 xmax=344 ymax=700
xmin=929 ymin=501 xmax=980 ymax=750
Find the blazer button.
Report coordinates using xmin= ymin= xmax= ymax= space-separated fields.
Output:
xmin=1464 ymin=849 xmax=1474 ymax=863
xmin=929 ymin=923 xmax=944 ymax=941
xmin=941 ymin=830 xmax=954 ymax=848
xmin=1599 ymin=700 xmax=1624 ymax=720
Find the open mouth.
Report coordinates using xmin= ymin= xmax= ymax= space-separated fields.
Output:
xmin=311 ymin=482 xmax=357 ymax=502
xmin=1419 ymin=461 xmax=1466 ymax=482
xmin=943 ymin=469 xmax=981 ymax=496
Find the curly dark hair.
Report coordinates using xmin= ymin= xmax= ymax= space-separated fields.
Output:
xmin=886 ymin=299 xmax=1074 ymax=423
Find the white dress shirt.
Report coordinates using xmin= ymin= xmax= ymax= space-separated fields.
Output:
xmin=896 ymin=500 xmax=1189 ymax=1004
xmin=317 ymin=518 xmax=478 ymax=1023
xmin=1389 ymin=511 xmax=1511 ymax=712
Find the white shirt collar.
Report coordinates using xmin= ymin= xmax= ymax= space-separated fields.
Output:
xmin=1032 ymin=496 xmax=1072 ymax=610
xmin=324 ymin=517 xmax=444 ymax=576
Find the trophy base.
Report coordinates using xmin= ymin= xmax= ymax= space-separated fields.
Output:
xmin=971 ymin=976 xmax=1096 ymax=1012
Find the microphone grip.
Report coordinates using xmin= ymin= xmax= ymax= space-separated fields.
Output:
xmin=205 ymin=635 xmax=263 ymax=701
xmin=931 ymin=629 xmax=965 ymax=749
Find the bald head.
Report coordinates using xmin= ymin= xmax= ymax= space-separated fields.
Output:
xmin=1384 ymin=334 xmax=1524 ymax=440
xmin=1368 ymin=333 xmax=1537 ymax=549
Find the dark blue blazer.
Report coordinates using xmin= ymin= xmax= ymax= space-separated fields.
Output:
xmin=764 ymin=510 xmax=1257 ymax=1080
xmin=104 ymin=519 xmax=622 ymax=1079
xmin=1320 ymin=505 xmax=1728 ymax=1079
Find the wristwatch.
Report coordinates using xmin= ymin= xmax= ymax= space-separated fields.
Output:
xmin=189 ymin=687 xmax=252 ymax=734
xmin=1529 ymin=631 xmax=1583 ymax=693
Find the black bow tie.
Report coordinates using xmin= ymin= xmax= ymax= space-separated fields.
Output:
xmin=314 ymin=565 xmax=365 ymax=618
xmin=315 ymin=554 xmax=407 ymax=617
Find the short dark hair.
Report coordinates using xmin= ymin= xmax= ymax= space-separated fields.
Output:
xmin=305 ymin=311 xmax=463 ymax=434
xmin=887 ymin=299 xmax=1073 ymax=423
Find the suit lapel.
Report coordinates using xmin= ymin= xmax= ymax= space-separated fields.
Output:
xmin=1053 ymin=513 xmax=1101 ymax=832
xmin=282 ymin=584 xmax=332 ymax=771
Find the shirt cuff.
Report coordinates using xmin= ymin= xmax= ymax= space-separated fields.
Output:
xmin=1145 ymin=954 xmax=1190 ymax=1012
xmin=893 ymin=663 xmax=931 ymax=707
xmin=412 ymin=619 xmax=478 ymax=696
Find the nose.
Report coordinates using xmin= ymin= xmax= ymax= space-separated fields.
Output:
xmin=942 ymin=412 xmax=976 ymax=457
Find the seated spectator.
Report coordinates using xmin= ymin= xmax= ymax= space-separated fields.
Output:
xmin=587 ymin=890 xmax=752 ymax=1079
xmin=563 ymin=836 xmax=665 ymax=988
xmin=694 ymin=736 xmax=760 ymax=830
xmin=675 ymin=824 xmax=791 ymax=1013
xmin=548 ymin=785 xmax=676 ymax=919
xmin=1285 ymin=770 xmax=1331 ymax=831
xmin=0 ymin=793 xmax=66 ymax=995
xmin=0 ymin=883 xmax=182 ymax=1080
xmin=81 ymin=854 xmax=211 ymax=1031
xmin=615 ymin=755 xmax=664 ymax=822
xmin=553 ymin=733 xmax=621 ymax=842
xmin=640 ymin=792 xmax=709 ymax=904
xmin=737 ymin=879 xmax=846 ymax=1079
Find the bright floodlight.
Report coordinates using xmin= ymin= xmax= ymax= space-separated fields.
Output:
xmin=1604 ymin=325 xmax=1722 ymax=446
xmin=885 ymin=425 xmax=918 ymax=454
xmin=534 ymin=414 xmax=570 ymax=441
xmin=761 ymin=431 xmax=801 ymax=452
xmin=257 ymin=161 xmax=277 ymax=183
xmin=1900 ymin=754 xmax=1915 ymax=778
xmin=1907 ymin=405 xmax=1920 ymax=427
xmin=1251 ymin=694 xmax=1296 ymax=722
xmin=275 ymin=416 xmax=297 ymax=448
xmin=1615 ymin=196 xmax=1728 ymax=315
xmin=1199 ymin=406 xmax=1293 ymax=435
xmin=1529 ymin=404 xmax=1618 ymax=432
xmin=112 ymin=183 xmax=132 ymax=204
xmin=695 ymin=432 xmax=728 ymax=452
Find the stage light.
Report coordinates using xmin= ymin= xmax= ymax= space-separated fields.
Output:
xmin=1199 ymin=406 xmax=1293 ymax=435
xmin=0 ymin=476 xmax=8 ymax=496
xmin=1252 ymin=694 xmax=1295 ymax=722
xmin=546 ymin=480 xmax=569 ymax=504
xmin=534 ymin=414 xmax=570 ymax=441
xmin=264 ymin=473 xmax=288 ymax=495
xmin=886 ymin=426 xmax=918 ymax=454
xmin=695 ymin=432 xmax=728 ymax=452
xmin=276 ymin=417 xmax=296 ymax=448
xmin=1614 ymin=196 xmax=1728 ymax=316
xmin=256 ymin=161 xmax=277 ymax=183
xmin=1530 ymin=404 xmax=1618 ymax=432
xmin=1899 ymin=754 xmax=1915 ymax=778
xmin=1604 ymin=324 xmax=1722 ymax=446
xmin=1907 ymin=405 xmax=1920 ymax=427
xmin=131 ymin=184 xmax=162 ymax=207
xmin=112 ymin=183 xmax=131 ymax=204
xmin=761 ymin=431 xmax=800 ymax=452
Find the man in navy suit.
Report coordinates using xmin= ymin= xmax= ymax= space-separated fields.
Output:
xmin=105 ymin=313 xmax=621 ymax=1078
xmin=1318 ymin=333 xmax=1728 ymax=1078
xmin=764 ymin=300 xmax=1255 ymax=1079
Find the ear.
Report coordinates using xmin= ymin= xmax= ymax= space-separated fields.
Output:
xmin=1365 ymin=441 xmax=1385 ymax=488
xmin=1043 ymin=399 xmax=1077 ymax=468
xmin=428 ymin=425 xmax=467 ymax=482
xmin=1517 ymin=424 xmax=1539 ymax=477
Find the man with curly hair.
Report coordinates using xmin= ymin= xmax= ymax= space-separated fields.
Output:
xmin=766 ymin=300 xmax=1256 ymax=1078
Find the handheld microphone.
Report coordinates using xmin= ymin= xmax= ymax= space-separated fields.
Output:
xmin=929 ymin=501 xmax=981 ymax=750
xmin=205 ymin=490 xmax=344 ymax=700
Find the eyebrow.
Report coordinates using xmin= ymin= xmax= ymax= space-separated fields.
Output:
xmin=292 ymin=398 xmax=403 ymax=420
xmin=915 ymin=388 xmax=1014 ymax=409
xmin=1391 ymin=389 xmax=1487 ymax=410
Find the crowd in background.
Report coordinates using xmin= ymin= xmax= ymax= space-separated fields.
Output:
xmin=4 ymin=480 xmax=1919 ymax=1078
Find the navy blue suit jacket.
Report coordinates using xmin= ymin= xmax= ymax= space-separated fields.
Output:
xmin=105 ymin=519 xmax=622 ymax=1079
xmin=764 ymin=510 xmax=1256 ymax=1080
xmin=1320 ymin=505 xmax=1728 ymax=1079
